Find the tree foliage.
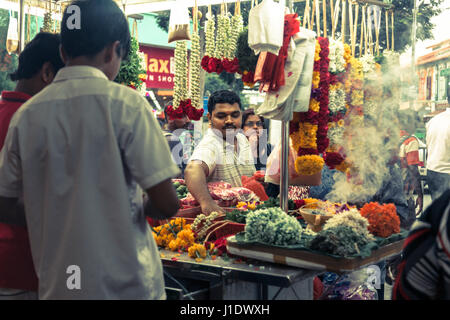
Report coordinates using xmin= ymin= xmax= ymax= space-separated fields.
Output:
xmin=114 ymin=37 xmax=146 ymax=90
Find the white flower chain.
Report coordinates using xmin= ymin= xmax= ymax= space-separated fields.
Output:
xmin=329 ymin=86 xmax=346 ymax=114
xmin=190 ymin=31 xmax=202 ymax=109
xmin=225 ymin=14 xmax=243 ymax=60
xmin=205 ymin=16 xmax=215 ymax=57
xmin=173 ymin=41 xmax=188 ymax=108
xmin=192 ymin=211 xmax=221 ymax=239
xmin=328 ymin=39 xmax=346 ymax=74
xmin=214 ymin=13 xmax=228 ymax=59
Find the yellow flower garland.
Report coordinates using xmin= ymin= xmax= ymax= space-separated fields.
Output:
xmin=295 ymin=155 xmax=324 ymax=176
xmin=309 ymin=98 xmax=320 ymax=112
xmin=299 ymin=122 xmax=318 ymax=149
xmin=312 ymin=71 xmax=320 ymax=89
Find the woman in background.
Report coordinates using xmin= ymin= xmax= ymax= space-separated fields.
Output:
xmin=241 ymin=108 xmax=272 ymax=171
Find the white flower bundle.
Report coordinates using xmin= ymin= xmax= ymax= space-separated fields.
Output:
xmin=205 ymin=16 xmax=215 ymax=57
xmin=328 ymin=86 xmax=346 ymax=115
xmin=245 ymin=207 xmax=303 ymax=246
xmin=327 ymin=124 xmax=345 ymax=146
xmin=323 ymin=209 xmax=375 ymax=241
xmin=225 ymin=13 xmax=243 ymax=60
xmin=214 ymin=13 xmax=228 ymax=59
xmin=328 ymin=39 xmax=346 ymax=74
xmin=173 ymin=41 xmax=188 ymax=108
xmin=359 ymin=54 xmax=377 ymax=79
xmin=190 ymin=30 xmax=202 ymax=109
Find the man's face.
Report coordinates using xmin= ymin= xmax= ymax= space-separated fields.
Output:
xmin=208 ymin=102 xmax=242 ymax=140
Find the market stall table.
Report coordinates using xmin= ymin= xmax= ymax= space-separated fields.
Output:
xmin=159 ymin=249 xmax=321 ymax=300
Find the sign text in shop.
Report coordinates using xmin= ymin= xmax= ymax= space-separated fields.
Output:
xmin=139 ymin=45 xmax=175 ymax=90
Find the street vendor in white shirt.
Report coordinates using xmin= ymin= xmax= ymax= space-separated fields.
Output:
xmin=185 ymin=90 xmax=256 ymax=215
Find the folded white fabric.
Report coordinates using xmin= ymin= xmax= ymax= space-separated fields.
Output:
xmin=248 ymin=0 xmax=285 ymax=55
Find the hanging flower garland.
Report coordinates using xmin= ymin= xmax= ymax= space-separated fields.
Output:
xmin=222 ymin=8 xmax=243 ymax=74
xmin=167 ymin=40 xmax=202 ymax=121
xmin=328 ymin=39 xmax=346 ymax=75
xmin=187 ymin=29 xmax=205 ymax=121
xmin=201 ymin=14 xmax=220 ymax=73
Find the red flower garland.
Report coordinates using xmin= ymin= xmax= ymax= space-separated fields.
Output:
xmin=316 ymin=37 xmax=330 ymax=155
xmin=166 ymin=99 xmax=204 ymax=121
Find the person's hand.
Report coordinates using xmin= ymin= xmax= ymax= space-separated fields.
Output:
xmin=415 ymin=194 xmax=423 ymax=216
xmin=200 ymin=200 xmax=225 ymax=215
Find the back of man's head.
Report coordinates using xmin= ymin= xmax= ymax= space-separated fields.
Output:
xmin=9 ymin=32 xmax=64 ymax=81
xmin=61 ymin=0 xmax=130 ymax=60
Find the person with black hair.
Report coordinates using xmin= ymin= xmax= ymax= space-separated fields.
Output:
xmin=185 ymin=90 xmax=256 ymax=215
xmin=241 ymin=108 xmax=272 ymax=171
xmin=0 ymin=0 xmax=180 ymax=300
xmin=0 ymin=32 xmax=63 ymax=300
xmin=162 ymin=103 xmax=199 ymax=177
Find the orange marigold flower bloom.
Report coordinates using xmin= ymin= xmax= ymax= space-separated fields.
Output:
xmin=360 ymin=202 xmax=400 ymax=238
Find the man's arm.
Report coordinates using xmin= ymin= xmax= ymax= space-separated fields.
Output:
xmin=184 ymin=160 xmax=225 ymax=215
xmin=0 ymin=196 xmax=26 ymax=227
xmin=144 ymin=178 xmax=180 ymax=219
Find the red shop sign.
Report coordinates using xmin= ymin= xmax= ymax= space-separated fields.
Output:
xmin=139 ymin=45 xmax=174 ymax=90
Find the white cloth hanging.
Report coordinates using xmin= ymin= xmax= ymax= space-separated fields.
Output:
xmin=248 ymin=0 xmax=286 ymax=55
xmin=255 ymin=28 xmax=317 ymax=121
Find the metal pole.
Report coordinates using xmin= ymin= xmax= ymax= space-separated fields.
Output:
xmin=19 ymin=0 xmax=25 ymax=53
xmin=280 ymin=0 xmax=294 ymax=213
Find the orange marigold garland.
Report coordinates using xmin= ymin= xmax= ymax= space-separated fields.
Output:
xmin=360 ymin=202 xmax=401 ymax=238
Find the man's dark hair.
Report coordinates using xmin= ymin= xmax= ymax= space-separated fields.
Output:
xmin=61 ymin=0 xmax=130 ymax=60
xmin=207 ymin=90 xmax=242 ymax=114
xmin=9 ymin=32 xmax=64 ymax=81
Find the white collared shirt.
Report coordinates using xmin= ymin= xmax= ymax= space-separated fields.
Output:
xmin=426 ymin=109 xmax=450 ymax=174
xmin=0 ymin=66 xmax=180 ymax=299
xmin=189 ymin=128 xmax=256 ymax=187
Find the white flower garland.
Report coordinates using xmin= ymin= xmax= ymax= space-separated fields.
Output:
xmin=190 ymin=30 xmax=202 ymax=109
xmin=328 ymin=84 xmax=346 ymax=115
xmin=359 ymin=54 xmax=378 ymax=81
xmin=328 ymin=39 xmax=346 ymax=74
xmin=173 ymin=41 xmax=188 ymax=108
xmin=327 ymin=123 xmax=345 ymax=146
xmin=225 ymin=13 xmax=243 ymax=60
xmin=205 ymin=16 xmax=215 ymax=57
xmin=192 ymin=211 xmax=221 ymax=239
xmin=214 ymin=13 xmax=228 ymax=59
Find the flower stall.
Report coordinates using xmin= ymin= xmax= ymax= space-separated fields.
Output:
xmin=141 ymin=0 xmax=407 ymax=300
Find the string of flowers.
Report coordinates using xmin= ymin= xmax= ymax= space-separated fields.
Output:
xmin=323 ymin=39 xmax=348 ymax=172
xmin=187 ymin=29 xmax=205 ymax=120
xmin=222 ymin=10 xmax=243 ymax=74
xmin=173 ymin=41 xmax=188 ymax=109
xmin=201 ymin=14 xmax=219 ymax=73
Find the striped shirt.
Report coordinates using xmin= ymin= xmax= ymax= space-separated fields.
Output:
xmin=393 ymin=189 xmax=450 ymax=300
xmin=189 ymin=128 xmax=256 ymax=187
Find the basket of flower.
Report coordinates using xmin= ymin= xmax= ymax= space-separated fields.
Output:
xmin=299 ymin=202 xmax=333 ymax=232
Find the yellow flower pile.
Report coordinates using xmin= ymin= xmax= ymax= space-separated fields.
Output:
xmin=188 ymin=243 xmax=207 ymax=262
xmin=152 ymin=218 xmax=195 ymax=252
